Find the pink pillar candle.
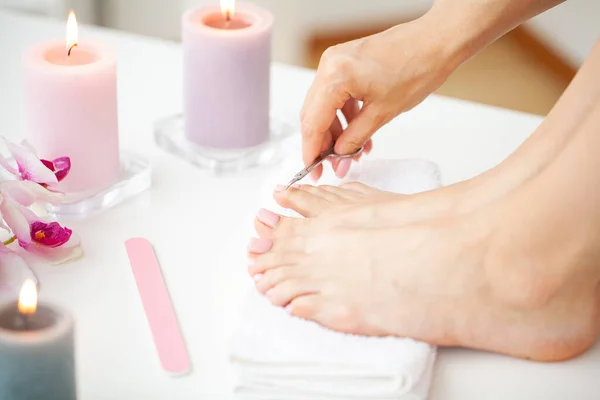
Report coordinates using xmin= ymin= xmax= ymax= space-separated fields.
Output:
xmin=182 ymin=2 xmax=273 ymax=149
xmin=22 ymin=39 xmax=120 ymax=193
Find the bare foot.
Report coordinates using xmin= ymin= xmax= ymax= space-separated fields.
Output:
xmin=249 ymin=214 xmax=479 ymax=344
xmin=248 ymin=203 xmax=600 ymax=362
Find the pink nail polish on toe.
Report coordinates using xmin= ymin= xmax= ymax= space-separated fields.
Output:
xmin=247 ymin=237 xmax=273 ymax=254
xmin=256 ymin=208 xmax=280 ymax=228
xmin=253 ymin=274 xmax=263 ymax=282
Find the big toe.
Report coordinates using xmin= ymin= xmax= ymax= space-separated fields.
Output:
xmin=274 ymin=186 xmax=333 ymax=217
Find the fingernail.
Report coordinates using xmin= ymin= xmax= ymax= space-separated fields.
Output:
xmin=335 ymin=158 xmax=352 ymax=178
xmin=256 ymin=208 xmax=280 ymax=228
xmin=247 ymin=238 xmax=273 ymax=254
xmin=253 ymin=273 xmax=263 ymax=282
xmin=331 ymin=158 xmax=340 ymax=170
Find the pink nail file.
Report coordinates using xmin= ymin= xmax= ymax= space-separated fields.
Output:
xmin=125 ymin=238 xmax=191 ymax=376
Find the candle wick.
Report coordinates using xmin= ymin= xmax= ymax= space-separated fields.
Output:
xmin=67 ymin=43 xmax=77 ymax=57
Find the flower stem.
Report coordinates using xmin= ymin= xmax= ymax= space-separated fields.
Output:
xmin=3 ymin=236 xmax=16 ymax=246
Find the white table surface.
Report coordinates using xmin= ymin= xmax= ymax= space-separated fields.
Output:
xmin=1 ymin=9 xmax=599 ymax=400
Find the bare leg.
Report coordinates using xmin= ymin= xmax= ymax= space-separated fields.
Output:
xmin=248 ymin=43 xmax=600 ymax=361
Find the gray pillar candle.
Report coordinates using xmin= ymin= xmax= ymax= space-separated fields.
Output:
xmin=0 ymin=299 xmax=76 ymax=400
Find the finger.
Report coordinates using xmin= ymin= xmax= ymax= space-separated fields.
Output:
xmin=328 ymin=116 xmax=344 ymax=173
xmin=341 ymin=98 xmax=360 ymax=125
xmin=334 ymin=104 xmax=387 ymax=156
xmin=335 ymin=158 xmax=352 ymax=178
xmin=301 ymin=77 xmax=350 ymax=177
xmin=364 ymin=138 xmax=373 ymax=154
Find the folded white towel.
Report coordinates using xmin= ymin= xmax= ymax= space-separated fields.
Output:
xmin=230 ymin=157 xmax=442 ymax=400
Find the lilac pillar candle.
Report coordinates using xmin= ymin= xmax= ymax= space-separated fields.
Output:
xmin=182 ymin=1 xmax=273 ymax=149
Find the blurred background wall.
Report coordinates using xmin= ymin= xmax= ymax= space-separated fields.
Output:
xmin=1 ymin=0 xmax=598 ymax=116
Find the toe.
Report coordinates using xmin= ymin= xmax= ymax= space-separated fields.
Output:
xmin=255 ymin=212 xmax=311 ymax=239
xmin=286 ymin=294 xmax=323 ymax=319
xmin=248 ymin=237 xmax=305 ymax=275
xmin=340 ymin=182 xmax=379 ymax=195
xmin=247 ymin=237 xmax=272 ymax=255
xmin=254 ymin=265 xmax=306 ymax=293
xmin=266 ymin=279 xmax=319 ymax=307
xmin=317 ymin=185 xmax=361 ymax=201
xmin=274 ymin=186 xmax=332 ymax=217
xmin=254 ymin=218 xmax=273 ymax=238
xmin=256 ymin=208 xmax=280 ymax=228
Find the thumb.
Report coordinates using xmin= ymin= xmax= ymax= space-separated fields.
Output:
xmin=334 ymin=104 xmax=385 ymax=155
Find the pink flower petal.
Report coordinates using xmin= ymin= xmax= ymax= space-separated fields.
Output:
xmin=6 ymin=141 xmax=58 ymax=185
xmin=23 ymin=232 xmax=82 ymax=264
xmin=30 ymin=221 xmax=72 ymax=247
xmin=0 ymin=181 xmax=64 ymax=206
xmin=0 ymin=245 xmax=36 ymax=301
xmin=41 ymin=159 xmax=55 ymax=171
xmin=0 ymin=154 xmax=18 ymax=176
xmin=51 ymin=157 xmax=71 ymax=182
xmin=0 ymin=197 xmax=32 ymax=244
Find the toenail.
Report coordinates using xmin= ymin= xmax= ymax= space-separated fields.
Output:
xmin=274 ymin=185 xmax=286 ymax=192
xmin=247 ymin=238 xmax=273 ymax=254
xmin=248 ymin=258 xmax=256 ymax=266
xmin=285 ymin=304 xmax=293 ymax=313
xmin=253 ymin=273 xmax=263 ymax=282
xmin=265 ymin=288 xmax=274 ymax=298
xmin=256 ymin=208 xmax=280 ymax=228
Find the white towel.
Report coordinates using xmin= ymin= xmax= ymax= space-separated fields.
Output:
xmin=230 ymin=157 xmax=442 ymax=400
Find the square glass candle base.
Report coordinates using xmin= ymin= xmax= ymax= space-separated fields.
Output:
xmin=154 ymin=114 xmax=297 ymax=174
xmin=45 ymin=152 xmax=151 ymax=219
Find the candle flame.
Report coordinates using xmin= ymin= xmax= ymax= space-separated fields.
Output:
xmin=220 ymin=0 xmax=235 ymax=20
xmin=66 ymin=10 xmax=78 ymax=55
xmin=18 ymin=279 xmax=38 ymax=315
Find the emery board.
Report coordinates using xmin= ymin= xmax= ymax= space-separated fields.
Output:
xmin=125 ymin=237 xmax=191 ymax=376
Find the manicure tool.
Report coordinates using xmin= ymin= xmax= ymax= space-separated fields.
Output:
xmin=284 ymin=145 xmax=363 ymax=189
xmin=125 ymin=238 xmax=191 ymax=376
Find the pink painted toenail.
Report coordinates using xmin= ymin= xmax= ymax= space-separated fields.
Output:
xmin=256 ymin=208 xmax=280 ymax=228
xmin=247 ymin=238 xmax=273 ymax=254
xmin=265 ymin=288 xmax=273 ymax=297
xmin=253 ymin=274 xmax=263 ymax=282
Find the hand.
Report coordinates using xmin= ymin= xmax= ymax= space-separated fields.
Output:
xmin=300 ymin=17 xmax=457 ymax=180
